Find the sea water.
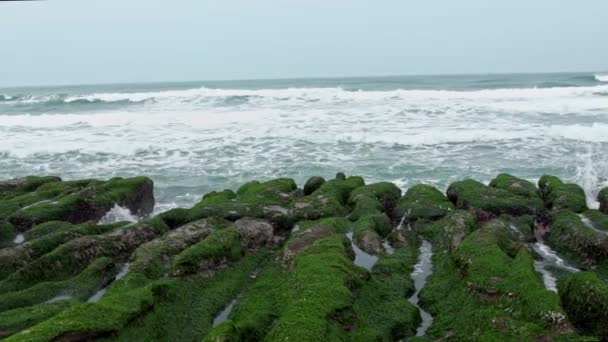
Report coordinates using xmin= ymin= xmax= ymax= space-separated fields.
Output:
xmin=1 ymin=73 xmax=607 ymax=211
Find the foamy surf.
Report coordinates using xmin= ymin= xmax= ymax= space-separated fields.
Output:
xmin=0 ymin=73 xmax=606 ymax=211
xmin=595 ymin=74 xmax=608 ymax=82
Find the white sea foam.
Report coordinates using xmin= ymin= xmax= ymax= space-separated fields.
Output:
xmin=98 ymin=204 xmax=138 ymax=225
xmin=595 ymin=74 xmax=608 ymax=82
xmin=13 ymin=234 xmax=25 ymax=244
xmin=1 ymin=82 xmax=607 ymax=208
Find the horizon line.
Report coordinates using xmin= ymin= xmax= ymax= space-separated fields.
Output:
xmin=1 ymin=69 xmax=605 ymax=90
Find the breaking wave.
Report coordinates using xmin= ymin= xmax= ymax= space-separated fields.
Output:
xmin=595 ymin=74 xmax=608 ymax=82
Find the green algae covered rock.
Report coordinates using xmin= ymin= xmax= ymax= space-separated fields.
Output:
xmin=352 ymin=247 xmax=420 ymax=341
xmin=394 ymin=184 xmax=454 ymax=223
xmin=580 ymin=209 xmax=608 ymax=232
xmin=547 ymin=210 xmax=608 ymax=267
xmin=290 ymin=176 xmax=364 ymax=222
xmin=265 ymin=235 xmax=365 ymax=341
xmin=599 ymin=187 xmax=608 ymax=214
xmin=0 ymin=218 xmax=170 ymax=294
xmin=0 ymin=257 xmax=116 ymax=312
xmin=419 ymin=210 xmax=477 ymax=250
xmin=186 ymin=178 xmax=297 ymax=228
xmin=420 ymin=225 xmax=573 ymax=341
xmin=0 ymin=221 xmax=126 ymax=281
xmin=353 ymin=213 xmax=392 ymax=255
xmin=538 ymin=175 xmax=587 ymax=213
xmin=130 ymin=218 xmax=218 ymax=279
xmin=0 ymin=176 xmax=61 ymax=200
xmin=2 ymin=176 xmax=154 ymax=230
xmin=559 ymin=272 xmax=608 ymax=338
xmin=0 ymin=301 xmax=73 ymax=339
xmin=173 ymin=227 xmax=243 ymax=276
xmin=447 ymin=179 xmax=543 ymax=220
xmin=489 ymin=174 xmax=539 ymax=199
xmin=348 ymin=182 xmax=401 ymax=219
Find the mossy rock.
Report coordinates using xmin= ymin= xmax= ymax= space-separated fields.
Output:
xmin=352 ymin=213 xmax=392 ymax=255
xmin=303 ymin=176 xmax=326 ymax=196
xmin=348 ymin=182 xmax=401 ymax=218
xmin=581 ymin=209 xmax=608 ymax=232
xmin=489 ymin=174 xmax=539 ymax=199
xmin=0 ymin=218 xmax=170 ymax=294
xmin=130 ymin=219 xmax=218 ymax=279
xmin=0 ymin=221 xmax=126 ymax=281
xmin=3 ymin=279 xmax=171 ymax=342
xmin=172 ymin=227 xmax=243 ymax=276
xmin=352 ymin=248 xmax=420 ymax=341
xmin=538 ymin=175 xmax=587 ymax=213
xmin=0 ymin=257 xmax=116 ymax=312
xmin=547 ymin=210 xmax=608 ymax=267
xmin=419 ymin=210 xmax=477 ymax=250
xmin=420 ymin=246 xmax=573 ymax=341
xmin=0 ymin=176 xmax=62 ymax=200
xmin=447 ymin=179 xmax=543 ymax=219
xmin=203 ymin=263 xmax=288 ymax=341
xmin=110 ymin=252 xmax=269 ymax=342
xmin=265 ymin=234 xmax=366 ymax=341
xmin=0 ymin=220 xmax=17 ymax=248
xmin=496 ymin=214 xmax=535 ymax=242
xmin=0 ymin=301 xmax=73 ymax=339
xmin=559 ymin=271 xmax=608 ymax=338
xmin=394 ymin=184 xmax=454 ymax=223
xmin=4 ymin=176 xmax=154 ymax=230
xmin=293 ymin=217 xmax=350 ymax=235
xmin=599 ymin=187 xmax=608 ymax=214
xmin=186 ymin=178 xmax=297 ymax=228
xmin=290 ymin=176 xmax=365 ymax=222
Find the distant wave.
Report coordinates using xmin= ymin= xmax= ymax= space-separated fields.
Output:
xmin=595 ymin=74 xmax=608 ymax=82
xmin=21 ymin=84 xmax=608 ymax=104
xmin=1 ymin=84 xmax=607 ymax=116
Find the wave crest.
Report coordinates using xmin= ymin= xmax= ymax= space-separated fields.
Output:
xmin=595 ymin=74 xmax=608 ymax=82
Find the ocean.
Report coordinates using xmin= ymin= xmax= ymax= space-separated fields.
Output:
xmin=1 ymin=72 xmax=607 ymax=213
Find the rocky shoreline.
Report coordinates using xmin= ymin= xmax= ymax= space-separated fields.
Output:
xmin=0 ymin=173 xmax=607 ymax=341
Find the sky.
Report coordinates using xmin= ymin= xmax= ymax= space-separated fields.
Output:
xmin=1 ymin=0 xmax=607 ymax=87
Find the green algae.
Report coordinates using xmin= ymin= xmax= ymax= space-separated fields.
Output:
xmin=395 ymin=184 xmax=454 ymax=223
xmin=447 ymin=179 xmax=543 ymax=219
xmin=538 ymin=175 xmax=587 ymax=213
xmin=173 ymin=227 xmax=243 ymax=275
xmin=559 ymin=272 xmax=608 ymax=338
xmin=489 ymin=174 xmax=539 ymax=199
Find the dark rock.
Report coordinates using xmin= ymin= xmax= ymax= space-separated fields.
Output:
xmin=303 ymin=176 xmax=326 ymax=196
xmin=235 ymin=217 xmax=275 ymax=250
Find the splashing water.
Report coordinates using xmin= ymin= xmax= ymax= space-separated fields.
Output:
xmin=98 ymin=204 xmax=138 ymax=225
xmin=13 ymin=234 xmax=25 ymax=244
xmin=573 ymin=145 xmax=608 ymax=209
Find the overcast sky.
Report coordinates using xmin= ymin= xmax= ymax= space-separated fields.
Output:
xmin=1 ymin=0 xmax=607 ymax=86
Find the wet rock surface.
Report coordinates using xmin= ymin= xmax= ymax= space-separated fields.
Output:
xmin=0 ymin=173 xmax=606 ymax=341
